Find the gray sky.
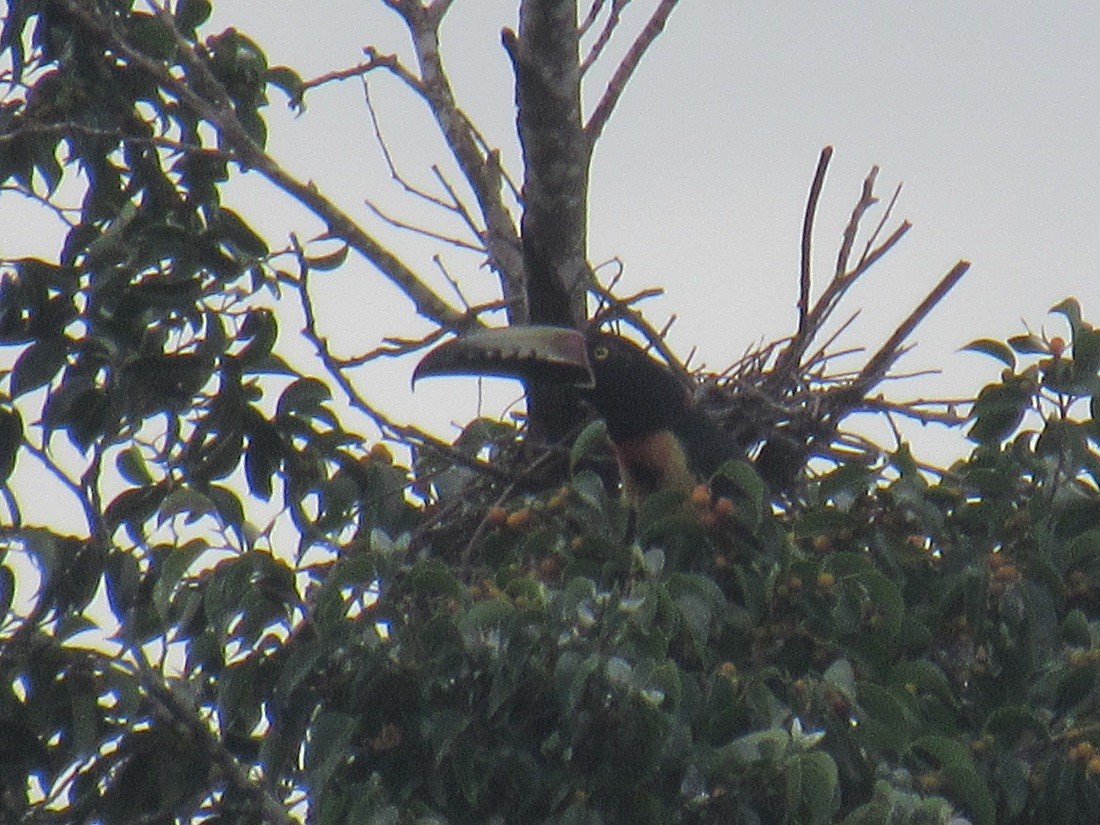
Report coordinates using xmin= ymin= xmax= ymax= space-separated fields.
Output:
xmin=8 ymin=1 xmax=1099 ymax=471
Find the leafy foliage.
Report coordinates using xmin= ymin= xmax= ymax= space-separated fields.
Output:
xmin=1 ymin=2 xmax=1099 ymax=825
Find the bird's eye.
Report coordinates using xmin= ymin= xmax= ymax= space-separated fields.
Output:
xmin=593 ymin=345 xmax=610 ymax=360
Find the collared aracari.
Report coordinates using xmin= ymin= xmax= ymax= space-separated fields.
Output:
xmin=413 ymin=325 xmax=743 ymax=507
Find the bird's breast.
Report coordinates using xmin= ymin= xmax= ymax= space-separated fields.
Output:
xmin=611 ymin=429 xmax=698 ymax=506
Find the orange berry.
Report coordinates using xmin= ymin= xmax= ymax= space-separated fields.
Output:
xmin=714 ymin=497 xmax=734 ymax=519
xmin=690 ymin=484 xmax=711 ymax=509
xmin=548 ymin=487 xmax=570 ymax=511
xmin=486 ymin=506 xmax=508 ymax=527
xmin=1049 ymin=336 xmax=1066 ymax=357
xmin=817 ymin=572 xmax=836 ymax=589
xmin=506 ymin=507 xmax=532 ymax=530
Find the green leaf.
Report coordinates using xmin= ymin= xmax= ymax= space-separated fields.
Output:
xmin=105 ymin=484 xmax=168 ymax=537
xmin=405 ymin=559 xmax=466 ymax=601
xmin=126 ymin=12 xmax=176 ymax=60
xmin=794 ymin=750 xmax=840 ymax=825
xmin=267 ymin=65 xmax=305 ymax=108
xmin=961 ymin=338 xmax=1016 ymax=368
xmin=175 ymin=0 xmax=212 ymax=33
xmin=0 ymin=405 xmax=23 ymax=482
xmin=1066 ymin=529 xmax=1100 ymax=567
xmin=967 ymin=380 xmax=1031 ymax=444
xmin=712 ymin=459 xmax=765 ymax=527
xmin=1071 ymin=326 xmax=1100 ymax=378
xmin=570 ymin=418 xmax=609 ymax=470
xmin=152 ymin=538 xmax=206 ymax=622
xmin=940 ymin=759 xmax=996 ymax=825
xmin=237 ymin=107 xmax=268 ymax=148
xmin=1051 ymin=297 xmax=1083 ymax=332
xmin=983 ymin=705 xmax=1048 ymax=747
xmin=889 ymin=661 xmax=956 ymax=706
xmin=458 ymin=598 xmax=515 ymax=642
xmin=234 ymin=307 xmax=278 ymax=366
xmin=206 ymin=484 xmax=246 ymax=534
xmin=0 ymin=564 xmax=14 ymax=621
xmin=210 ymin=207 xmax=268 ymax=257
xmin=243 ymin=352 xmax=296 ymax=376
xmin=1006 ymin=333 xmax=1048 ymax=355
xmin=277 ymin=376 xmax=332 ymax=419
xmin=116 ymin=445 xmax=153 ymax=487
xmin=157 ymin=487 xmax=217 ymax=526
xmin=10 ymin=337 xmax=68 ymax=396
xmin=304 ymin=711 xmax=356 ymax=793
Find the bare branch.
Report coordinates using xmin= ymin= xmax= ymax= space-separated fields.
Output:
xmin=772 ymin=161 xmax=911 ymax=384
xmin=432 ymin=165 xmax=487 ymax=243
xmin=579 ymin=0 xmax=608 ymax=36
xmin=587 ymin=282 xmax=694 ymax=381
xmin=858 ymin=181 xmax=903 ymax=268
xmin=860 ymin=396 xmax=971 ymax=426
xmin=359 ymin=80 xmax=492 ymax=256
xmin=836 ymin=165 xmax=879 ymax=278
xmin=299 ymin=47 xmax=419 ymax=95
xmin=852 ymin=259 xmax=971 ymax=395
xmin=585 ymin=0 xmax=681 ymax=145
xmin=799 ymin=146 xmax=833 ymax=336
xmin=385 ymin=1 xmax=526 ymax=317
xmin=364 ymin=198 xmax=485 ymax=252
xmin=580 ymin=0 xmax=631 ymax=75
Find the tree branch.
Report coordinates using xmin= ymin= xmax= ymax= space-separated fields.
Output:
xmin=850 ymin=259 xmax=971 ymax=396
xmin=585 ymin=0 xmax=681 ymax=145
xmin=799 ymin=146 xmax=832 ymax=336
xmin=62 ymin=0 xmax=469 ymax=330
xmin=385 ymin=1 xmax=527 ymax=320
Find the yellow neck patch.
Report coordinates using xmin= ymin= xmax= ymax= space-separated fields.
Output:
xmin=611 ymin=429 xmax=698 ymax=507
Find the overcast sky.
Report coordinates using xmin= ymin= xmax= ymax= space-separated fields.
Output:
xmin=15 ymin=1 xmax=1100 ymax=470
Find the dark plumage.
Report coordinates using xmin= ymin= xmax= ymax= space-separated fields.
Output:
xmin=414 ymin=325 xmax=741 ymax=506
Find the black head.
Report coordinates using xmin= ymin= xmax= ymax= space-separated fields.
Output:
xmin=581 ymin=332 xmax=690 ymax=441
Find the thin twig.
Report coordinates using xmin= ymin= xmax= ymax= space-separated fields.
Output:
xmin=836 ymin=166 xmax=879 ymax=278
xmin=364 ymin=198 xmax=485 ymax=251
xmin=433 ymin=254 xmax=471 ymax=309
xmin=299 ymin=48 xmax=413 ymax=94
xmin=579 ymin=0 xmax=607 ymax=36
xmin=860 ymin=396 xmax=971 ymax=426
xmin=858 ymin=181 xmax=903 ymax=268
xmin=432 ymin=165 xmax=486 ymax=242
xmin=853 ymin=260 xmax=971 ymax=395
xmin=799 ymin=146 xmax=832 ymax=336
xmin=580 ymin=0 xmax=631 ymax=75
xmin=385 ymin=0 xmax=526 ymax=302
xmin=585 ymin=0 xmax=681 ymax=145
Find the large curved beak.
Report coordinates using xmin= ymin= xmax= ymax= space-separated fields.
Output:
xmin=413 ymin=325 xmax=594 ymax=388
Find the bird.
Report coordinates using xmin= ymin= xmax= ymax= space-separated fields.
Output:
xmin=413 ymin=324 xmax=745 ymax=509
